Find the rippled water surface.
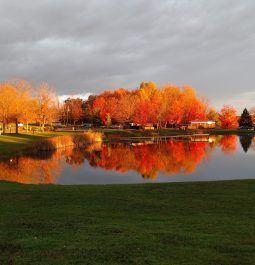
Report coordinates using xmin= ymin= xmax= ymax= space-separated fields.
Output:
xmin=1 ymin=135 xmax=255 ymax=184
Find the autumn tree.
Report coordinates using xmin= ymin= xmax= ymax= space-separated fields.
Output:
xmin=182 ymin=85 xmax=208 ymax=123
xmin=133 ymin=82 xmax=157 ymax=125
xmin=36 ymin=83 xmax=59 ymax=131
xmin=117 ymin=91 xmax=138 ymax=122
xmin=20 ymin=98 xmax=38 ymax=133
xmin=63 ymin=98 xmax=83 ymax=125
xmin=249 ymin=107 xmax=255 ymax=123
xmin=219 ymin=105 xmax=238 ymax=129
xmin=10 ymin=79 xmax=37 ymax=133
xmin=162 ymin=85 xmax=184 ymax=127
xmin=139 ymin=81 xmax=157 ymax=101
xmin=133 ymin=101 xmax=152 ymax=125
xmin=92 ymin=96 xmax=107 ymax=124
xmin=0 ymin=83 xmax=18 ymax=134
xmin=84 ymin=81 xmax=209 ymax=127
xmin=83 ymin=95 xmax=96 ymax=123
xmin=206 ymin=108 xmax=221 ymax=127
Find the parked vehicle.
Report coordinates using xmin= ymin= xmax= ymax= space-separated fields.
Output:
xmin=238 ymin=126 xmax=254 ymax=130
xmin=109 ymin=124 xmax=123 ymax=129
xmin=83 ymin=123 xmax=93 ymax=128
xmin=123 ymin=122 xmax=142 ymax=129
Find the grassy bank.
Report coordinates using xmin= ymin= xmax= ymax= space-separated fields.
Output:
xmin=0 ymin=130 xmax=180 ymax=157
xmin=102 ymin=128 xmax=183 ymax=138
xmin=0 ymin=180 xmax=255 ymax=265
xmin=0 ymin=132 xmax=75 ymax=157
xmin=1 ymin=128 xmax=255 ymax=157
xmin=100 ymin=128 xmax=255 ymax=138
xmin=207 ymin=128 xmax=255 ymax=135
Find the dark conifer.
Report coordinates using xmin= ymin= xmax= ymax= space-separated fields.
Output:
xmin=239 ymin=108 xmax=253 ymax=127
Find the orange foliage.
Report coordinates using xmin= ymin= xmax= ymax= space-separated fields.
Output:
xmin=84 ymin=140 xmax=212 ymax=179
xmin=219 ymin=135 xmax=237 ymax=155
xmin=0 ymin=136 xmax=242 ymax=184
xmin=0 ymin=154 xmax=62 ymax=184
xmin=89 ymin=82 xmax=208 ymax=126
xmin=220 ymin=105 xmax=238 ymax=129
xmin=0 ymin=80 xmax=59 ymax=133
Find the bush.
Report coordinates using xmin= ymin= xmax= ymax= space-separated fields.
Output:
xmin=32 ymin=131 xmax=103 ymax=151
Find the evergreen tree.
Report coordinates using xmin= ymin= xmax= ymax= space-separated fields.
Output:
xmin=239 ymin=108 xmax=253 ymax=127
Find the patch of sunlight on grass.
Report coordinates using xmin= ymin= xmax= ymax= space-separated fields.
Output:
xmin=0 ymin=132 xmax=75 ymax=155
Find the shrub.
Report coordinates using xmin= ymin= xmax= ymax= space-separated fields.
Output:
xmin=31 ymin=131 xmax=103 ymax=152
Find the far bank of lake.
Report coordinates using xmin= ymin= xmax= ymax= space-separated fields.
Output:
xmin=1 ymin=128 xmax=255 ymax=158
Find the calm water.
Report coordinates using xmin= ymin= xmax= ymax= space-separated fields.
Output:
xmin=1 ymin=135 xmax=255 ymax=185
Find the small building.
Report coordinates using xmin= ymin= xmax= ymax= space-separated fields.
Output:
xmin=143 ymin=124 xmax=154 ymax=130
xmin=188 ymin=120 xmax=216 ymax=129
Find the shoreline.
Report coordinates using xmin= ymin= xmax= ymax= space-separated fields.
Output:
xmin=1 ymin=128 xmax=255 ymax=158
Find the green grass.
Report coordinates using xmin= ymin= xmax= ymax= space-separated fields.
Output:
xmin=0 ymin=132 xmax=74 ymax=157
xmin=102 ymin=128 xmax=255 ymax=138
xmin=208 ymin=129 xmax=255 ymax=135
xmin=102 ymin=129 xmax=184 ymax=138
xmin=0 ymin=180 xmax=255 ymax=265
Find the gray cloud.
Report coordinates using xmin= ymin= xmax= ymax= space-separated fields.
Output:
xmin=0 ymin=0 xmax=254 ymax=112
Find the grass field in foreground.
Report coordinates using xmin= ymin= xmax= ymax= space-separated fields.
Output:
xmin=0 ymin=180 xmax=255 ymax=265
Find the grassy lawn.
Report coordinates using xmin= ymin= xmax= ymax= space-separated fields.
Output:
xmin=0 ymin=180 xmax=255 ymax=265
xmin=101 ymin=128 xmax=255 ymax=138
xmin=0 ymin=132 xmax=75 ymax=157
xmin=208 ymin=129 xmax=255 ymax=135
xmin=101 ymin=129 xmax=187 ymax=138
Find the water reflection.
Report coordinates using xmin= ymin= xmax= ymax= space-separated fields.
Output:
xmin=239 ymin=135 xmax=253 ymax=153
xmin=0 ymin=135 xmax=254 ymax=184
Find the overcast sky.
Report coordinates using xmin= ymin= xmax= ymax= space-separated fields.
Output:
xmin=0 ymin=0 xmax=254 ymax=112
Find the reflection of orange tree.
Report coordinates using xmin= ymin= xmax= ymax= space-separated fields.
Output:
xmin=251 ymin=138 xmax=255 ymax=151
xmin=219 ymin=135 xmax=237 ymax=155
xmin=84 ymin=141 xmax=213 ymax=179
xmin=0 ymin=137 xmax=239 ymax=184
xmin=0 ymin=151 xmax=63 ymax=184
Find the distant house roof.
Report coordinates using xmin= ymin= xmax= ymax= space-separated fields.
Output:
xmin=190 ymin=120 xmax=215 ymax=124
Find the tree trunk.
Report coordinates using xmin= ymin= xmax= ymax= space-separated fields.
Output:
xmin=2 ymin=119 xmax=5 ymax=134
xmin=15 ymin=118 xmax=18 ymax=134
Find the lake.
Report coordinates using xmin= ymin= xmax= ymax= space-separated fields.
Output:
xmin=0 ymin=134 xmax=255 ymax=184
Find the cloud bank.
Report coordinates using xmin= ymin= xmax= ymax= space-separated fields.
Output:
xmin=0 ymin=0 xmax=254 ymax=112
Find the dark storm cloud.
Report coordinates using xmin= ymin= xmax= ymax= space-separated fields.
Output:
xmin=0 ymin=0 xmax=254 ymax=111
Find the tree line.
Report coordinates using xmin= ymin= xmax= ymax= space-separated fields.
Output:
xmin=0 ymin=79 xmax=254 ymax=133
xmin=0 ymin=80 xmax=58 ymax=133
